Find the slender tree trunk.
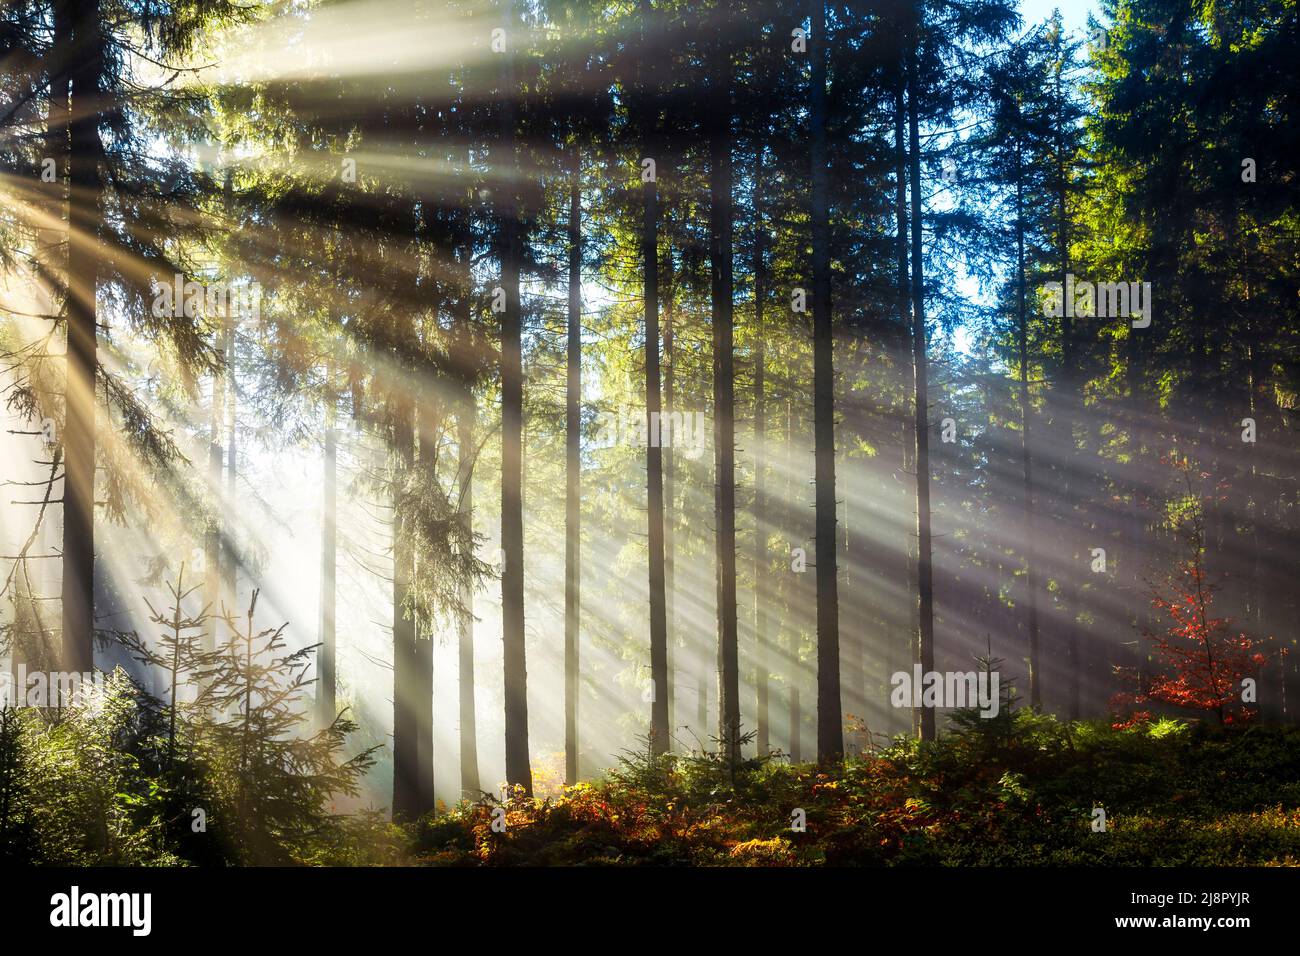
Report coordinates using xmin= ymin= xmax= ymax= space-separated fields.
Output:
xmin=498 ymin=1 xmax=531 ymax=795
xmin=391 ymin=394 xmax=418 ymax=820
xmin=753 ymin=148 xmax=769 ymax=758
xmin=897 ymin=412 xmax=915 ymax=735
xmin=696 ymin=664 xmax=708 ymax=737
xmin=1054 ymin=91 xmax=1081 ymax=718
xmin=895 ymin=71 xmax=916 ymax=737
xmin=1015 ymin=158 xmax=1042 ymax=712
xmin=907 ymin=41 xmax=936 ymax=742
xmin=663 ymin=241 xmax=676 ymax=739
xmin=1239 ymin=237 xmax=1265 ymax=656
xmin=61 ymin=0 xmax=102 ymax=674
xmin=1245 ymin=331 xmax=1264 ymax=625
xmin=641 ymin=4 xmax=670 ymax=753
xmin=453 ymin=130 xmax=480 ymax=799
xmin=810 ymin=0 xmax=842 ymax=763
xmin=786 ymin=399 xmax=801 ymax=761
xmin=316 ymin=360 xmax=337 ymax=727
xmin=456 ymin=396 xmax=479 ymax=797
xmin=166 ymin=574 xmax=182 ymax=765
xmin=414 ymin=401 xmax=438 ymax=816
xmin=842 ymin=464 xmax=862 ymax=749
xmin=564 ymin=146 xmax=582 ymax=784
xmin=1126 ymin=310 xmax=1149 ymax=694
xmin=205 ymin=170 xmax=233 ymax=650
xmin=709 ymin=24 xmax=740 ymax=765
xmin=219 ymin=169 xmax=240 ymax=632
xmin=205 ymin=345 xmax=225 ymax=633
xmin=225 ymin=306 xmax=238 ymax=600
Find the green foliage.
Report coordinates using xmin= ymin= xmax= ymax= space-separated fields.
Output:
xmin=0 ymin=580 xmax=382 ymax=866
xmin=0 ymin=705 xmax=37 ymax=861
xmin=407 ymin=713 xmax=1300 ymax=866
xmin=14 ymin=670 xmax=179 ymax=865
xmin=605 ymin=727 xmax=781 ymax=807
xmin=3 ymin=649 xmax=1298 ymax=866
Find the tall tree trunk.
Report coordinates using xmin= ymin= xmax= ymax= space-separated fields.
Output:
xmin=907 ymin=40 xmax=936 ymax=742
xmin=641 ymin=1 xmax=669 ymax=754
xmin=498 ymin=1 xmax=531 ymax=795
xmin=1015 ymin=155 xmax=1042 ymax=712
xmin=752 ymin=147 xmax=769 ymax=758
xmin=61 ymin=0 xmax=102 ymax=673
xmin=456 ymin=396 xmax=479 ymax=797
xmin=895 ymin=70 xmax=916 ymax=737
xmin=414 ymin=401 xmax=438 ymax=816
xmin=1053 ymin=83 xmax=1081 ymax=719
xmin=391 ymin=394 xmax=418 ymax=820
xmin=564 ymin=145 xmax=582 ymax=784
xmin=709 ymin=23 xmax=740 ymax=766
xmin=841 ymin=462 xmax=863 ymax=749
xmin=785 ymin=399 xmax=801 ymax=761
xmin=810 ymin=0 xmax=842 ymax=763
xmin=1245 ymin=327 xmax=1264 ymax=628
xmin=316 ymin=359 xmax=337 ymax=727
xmin=454 ymin=130 xmax=480 ymax=799
xmin=1125 ymin=307 xmax=1149 ymax=695
xmin=205 ymin=332 xmax=225 ymax=637
xmin=643 ymin=227 xmax=669 ymax=747
xmin=225 ymin=304 xmax=238 ymax=600
xmin=205 ymin=169 xmax=233 ymax=650
xmin=663 ymin=238 xmax=676 ymax=739
xmin=696 ymin=660 xmax=707 ymax=736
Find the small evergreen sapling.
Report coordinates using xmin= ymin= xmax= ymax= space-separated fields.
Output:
xmin=193 ymin=589 xmax=377 ymax=864
xmin=115 ymin=566 xmax=215 ymax=765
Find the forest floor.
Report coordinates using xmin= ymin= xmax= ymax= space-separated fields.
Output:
xmin=410 ymin=715 xmax=1300 ymax=866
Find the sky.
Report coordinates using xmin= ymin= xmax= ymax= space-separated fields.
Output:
xmin=949 ymin=0 xmax=1101 ymax=354
xmin=1021 ymin=0 xmax=1099 ymax=32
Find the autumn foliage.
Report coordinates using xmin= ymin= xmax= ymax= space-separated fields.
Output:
xmin=1112 ymin=459 xmax=1270 ymax=728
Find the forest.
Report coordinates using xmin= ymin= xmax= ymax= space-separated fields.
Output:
xmin=0 ymin=0 xmax=1298 ymax=869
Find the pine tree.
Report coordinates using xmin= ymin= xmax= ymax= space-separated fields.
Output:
xmin=810 ymin=0 xmax=842 ymax=763
xmin=497 ymin=0 xmax=532 ymax=797
xmin=709 ymin=2 xmax=741 ymax=765
xmin=197 ymin=591 xmax=377 ymax=864
xmin=564 ymin=143 xmax=582 ymax=781
xmin=116 ymin=568 xmax=213 ymax=766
